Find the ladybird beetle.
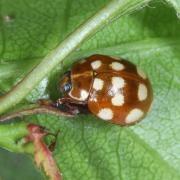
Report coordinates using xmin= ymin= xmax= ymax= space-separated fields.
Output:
xmin=57 ymin=54 xmax=153 ymax=125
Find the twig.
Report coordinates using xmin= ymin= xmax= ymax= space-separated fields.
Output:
xmin=0 ymin=105 xmax=74 ymax=122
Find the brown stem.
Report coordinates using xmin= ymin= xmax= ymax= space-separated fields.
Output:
xmin=0 ymin=105 xmax=74 ymax=122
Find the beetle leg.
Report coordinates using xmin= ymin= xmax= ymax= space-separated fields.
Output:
xmin=56 ymin=98 xmax=89 ymax=115
xmin=36 ymin=98 xmax=81 ymax=115
xmin=37 ymin=98 xmax=79 ymax=115
xmin=56 ymin=99 xmax=80 ymax=115
xmin=57 ymin=97 xmax=87 ymax=105
xmin=37 ymin=98 xmax=89 ymax=115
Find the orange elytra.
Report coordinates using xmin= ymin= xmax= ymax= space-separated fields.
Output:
xmin=58 ymin=54 xmax=153 ymax=125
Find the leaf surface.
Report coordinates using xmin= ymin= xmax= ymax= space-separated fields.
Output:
xmin=0 ymin=0 xmax=180 ymax=180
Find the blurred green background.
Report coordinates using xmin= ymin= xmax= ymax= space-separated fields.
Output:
xmin=0 ymin=148 xmax=43 ymax=180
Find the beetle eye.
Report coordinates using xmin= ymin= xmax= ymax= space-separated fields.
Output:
xmin=64 ymin=83 xmax=72 ymax=92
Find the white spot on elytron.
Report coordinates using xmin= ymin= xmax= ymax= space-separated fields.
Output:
xmin=93 ymin=78 xmax=104 ymax=91
xmin=112 ymin=77 xmax=125 ymax=89
xmin=111 ymin=93 xmax=124 ymax=106
xmin=80 ymin=90 xmax=89 ymax=100
xmin=91 ymin=60 xmax=102 ymax=70
xmin=125 ymin=108 xmax=144 ymax=124
xmin=138 ymin=84 xmax=148 ymax=101
xmin=137 ymin=67 xmax=147 ymax=79
xmin=111 ymin=62 xmax=124 ymax=71
xmin=98 ymin=108 xmax=113 ymax=120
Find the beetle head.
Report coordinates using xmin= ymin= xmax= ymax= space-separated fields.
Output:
xmin=59 ymin=71 xmax=72 ymax=95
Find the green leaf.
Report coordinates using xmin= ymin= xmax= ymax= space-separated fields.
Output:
xmin=0 ymin=148 xmax=43 ymax=180
xmin=0 ymin=0 xmax=180 ymax=180
xmin=166 ymin=0 xmax=180 ymax=16
xmin=0 ymin=0 xmax=151 ymax=113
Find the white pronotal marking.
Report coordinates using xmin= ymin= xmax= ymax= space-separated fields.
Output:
xmin=91 ymin=60 xmax=102 ymax=70
xmin=125 ymin=108 xmax=144 ymax=124
xmin=68 ymin=89 xmax=76 ymax=99
xmin=111 ymin=62 xmax=124 ymax=71
xmin=111 ymin=93 xmax=124 ymax=106
xmin=137 ymin=67 xmax=147 ymax=79
xmin=69 ymin=89 xmax=88 ymax=101
xmin=93 ymin=78 xmax=104 ymax=91
xmin=112 ymin=77 xmax=125 ymax=89
xmin=138 ymin=83 xmax=148 ymax=101
xmin=98 ymin=108 xmax=113 ymax=120
xmin=80 ymin=90 xmax=89 ymax=100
